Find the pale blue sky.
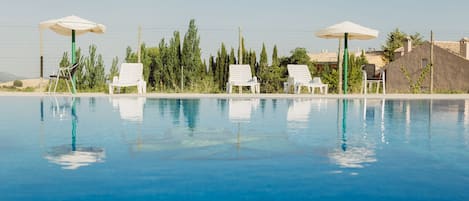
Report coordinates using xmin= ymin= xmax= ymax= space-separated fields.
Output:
xmin=1 ymin=0 xmax=469 ymax=77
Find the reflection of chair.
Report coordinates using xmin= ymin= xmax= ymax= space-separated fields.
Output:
xmin=226 ymin=64 xmax=260 ymax=94
xmin=287 ymin=100 xmax=313 ymax=131
xmin=287 ymin=99 xmax=313 ymax=123
xmin=112 ymin=97 xmax=146 ymax=122
xmin=361 ymin=64 xmax=385 ymax=94
xmin=109 ymin=63 xmax=146 ymax=94
xmin=48 ymin=63 xmax=79 ymax=93
xmin=228 ymin=99 xmax=259 ymax=123
xmin=285 ymin=64 xmax=328 ymax=94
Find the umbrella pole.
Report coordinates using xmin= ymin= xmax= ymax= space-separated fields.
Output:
xmin=71 ymin=30 xmax=77 ymax=94
xmin=341 ymin=99 xmax=348 ymax=151
xmin=343 ymin=33 xmax=349 ymax=94
xmin=71 ymin=97 xmax=77 ymax=151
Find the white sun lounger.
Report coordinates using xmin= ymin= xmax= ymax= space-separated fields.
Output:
xmin=226 ymin=64 xmax=260 ymax=94
xmin=109 ymin=63 xmax=146 ymax=94
xmin=285 ymin=64 xmax=328 ymax=94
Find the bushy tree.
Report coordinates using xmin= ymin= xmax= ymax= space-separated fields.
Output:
xmin=382 ymin=28 xmax=424 ymax=63
xmin=108 ymin=56 xmax=119 ymax=81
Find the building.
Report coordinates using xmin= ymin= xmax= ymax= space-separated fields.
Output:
xmin=308 ymin=50 xmax=386 ymax=72
xmin=383 ymin=38 xmax=469 ymax=93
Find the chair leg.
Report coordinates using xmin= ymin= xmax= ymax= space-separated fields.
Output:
xmin=48 ymin=79 xmax=52 ymax=94
xmin=376 ymin=81 xmax=380 ymax=94
xmin=65 ymin=80 xmax=71 ymax=94
xmin=53 ymin=77 xmax=59 ymax=93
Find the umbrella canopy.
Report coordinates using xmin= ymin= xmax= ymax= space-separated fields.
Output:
xmin=315 ymin=21 xmax=378 ymax=94
xmin=39 ymin=15 xmax=105 ymax=36
xmin=39 ymin=15 xmax=105 ymax=94
xmin=315 ymin=21 xmax=378 ymax=40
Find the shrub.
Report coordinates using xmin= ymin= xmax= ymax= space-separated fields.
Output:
xmin=13 ymin=80 xmax=23 ymax=87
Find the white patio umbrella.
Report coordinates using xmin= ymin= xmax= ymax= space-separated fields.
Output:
xmin=316 ymin=21 xmax=378 ymax=94
xmin=39 ymin=15 xmax=105 ymax=94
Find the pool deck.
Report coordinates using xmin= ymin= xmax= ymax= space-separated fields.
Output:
xmin=1 ymin=92 xmax=469 ymax=100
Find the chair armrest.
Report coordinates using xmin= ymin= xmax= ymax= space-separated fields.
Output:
xmin=287 ymin=77 xmax=296 ymax=85
xmin=112 ymin=76 xmax=119 ymax=84
xmin=251 ymin=76 xmax=258 ymax=83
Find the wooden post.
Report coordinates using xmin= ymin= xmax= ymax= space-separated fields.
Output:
xmin=430 ymin=30 xmax=434 ymax=94
xmin=40 ymin=30 xmax=44 ymax=79
xmin=239 ymin=27 xmax=242 ymax=64
xmin=338 ymin=39 xmax=343 ymax=94
xmin=137 ymin=25 xmax=142 ymax=63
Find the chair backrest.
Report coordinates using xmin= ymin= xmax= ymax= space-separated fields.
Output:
xmin=363 ymin=64 xmax=379 ymax=80
xmin=287 ymin=64 xmax=312 ymax=83
xmin=228 ymin=64 xmax=253 ymax=83
xmin=118 ymin=63 xmax=143 ymax=83
xmin=69 ymin=63 xmax=79 ymax=77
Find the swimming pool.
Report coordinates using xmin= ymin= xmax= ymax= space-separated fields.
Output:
xmin=0 ymin=96 xmax=468 ymax=200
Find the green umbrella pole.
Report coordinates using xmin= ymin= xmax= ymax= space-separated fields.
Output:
xmin=343 ymin=33 xmax=349 ymax=94
xmin=71 ymin=30 xmax=77 ymax=94
xmin=71 ymin=98 xmax=77 ymax=151
xmin=341 ymin=99 xmax=348 ymax=151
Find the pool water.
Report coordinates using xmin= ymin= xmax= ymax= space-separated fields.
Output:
xmin=0 ymin=97 xmax=468 ymax=201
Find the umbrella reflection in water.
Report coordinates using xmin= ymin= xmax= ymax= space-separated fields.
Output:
xmin=44 ymin=97 xmax=105 ymax=170
xmin=328 ymin=99 xmax=377 ymax=169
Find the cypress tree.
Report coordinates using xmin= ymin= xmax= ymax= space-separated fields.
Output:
xmin=229 ymin=48 xmax=236 ymax=64
xmin=272 ymin=45 xmax=279 ymax=67
xmin=260 ymin=43 xmax=268 ymax=70
xmin=182 ymin=19 xmax=203 ymax=87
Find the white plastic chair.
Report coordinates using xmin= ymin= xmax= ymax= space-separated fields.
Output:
xmin=109 ymin=63 xmax=146 ymax=94
xmin=226 ymin=64 xmax=260 ymax=94
xmin=285 ymin=64 xmax=328 ymax=94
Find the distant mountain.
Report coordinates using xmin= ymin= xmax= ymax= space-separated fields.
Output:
xmin=0 ymin=72 xmax=24 ymax=82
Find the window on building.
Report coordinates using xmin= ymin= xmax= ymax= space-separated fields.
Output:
xmin=422 ymin=58 xmax=429 ymax=68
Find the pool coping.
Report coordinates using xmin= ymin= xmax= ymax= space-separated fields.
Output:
xmin=1 ymin=92 xmax=469 ymax=100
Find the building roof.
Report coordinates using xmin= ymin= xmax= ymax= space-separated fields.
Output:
xmin=308 ymin=52 xmax=337 ymax=63
xmin=434 ymin=41 xmax=460 ymax=55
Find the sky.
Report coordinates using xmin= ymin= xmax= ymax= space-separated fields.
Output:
xmin=1 ymin=0 xmax=469 ymax=78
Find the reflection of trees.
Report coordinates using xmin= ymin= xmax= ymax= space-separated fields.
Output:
xmin=182 ymin=99 xmax=200 ymax=131
xmin=260 ymin=99 xmax=267 ymax=116
xmin=272 ymin=99 xmax=277 ymax=113
xmin=88 ymin=97 xmax=96 ymax=112
xmin=170 ymin=99 xmax=181 ymax=125
xmin=217 ymin=99 xmax=227 ymax=115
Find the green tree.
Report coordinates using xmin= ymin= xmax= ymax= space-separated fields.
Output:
xmin=259 ymin=43 xmax=268 ymax=71
xmin=289 ymin=47 xmax=311 ymax=65
xmin=238 ymin=37 xmax=246 ymax=64
xmin=382 ymin=28 xmax=425 ymax=63
xmin=215 ymin=43 xmax=228 ymax=89
xmin=272 ymin=45 xmax=279 ymax=67
xmin=182 ymin=19 xmax=204 ymax=88
xmin=229 ymin=48 xmax=236 ymax=64
xmin=83 ymin=45 xmax=106 ymax=91
xmin=108 ymin=56 xmax=119 ymax=81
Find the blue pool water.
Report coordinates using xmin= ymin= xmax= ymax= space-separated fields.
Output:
xmin=0 ymin=96 xmax=468 ymax=201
